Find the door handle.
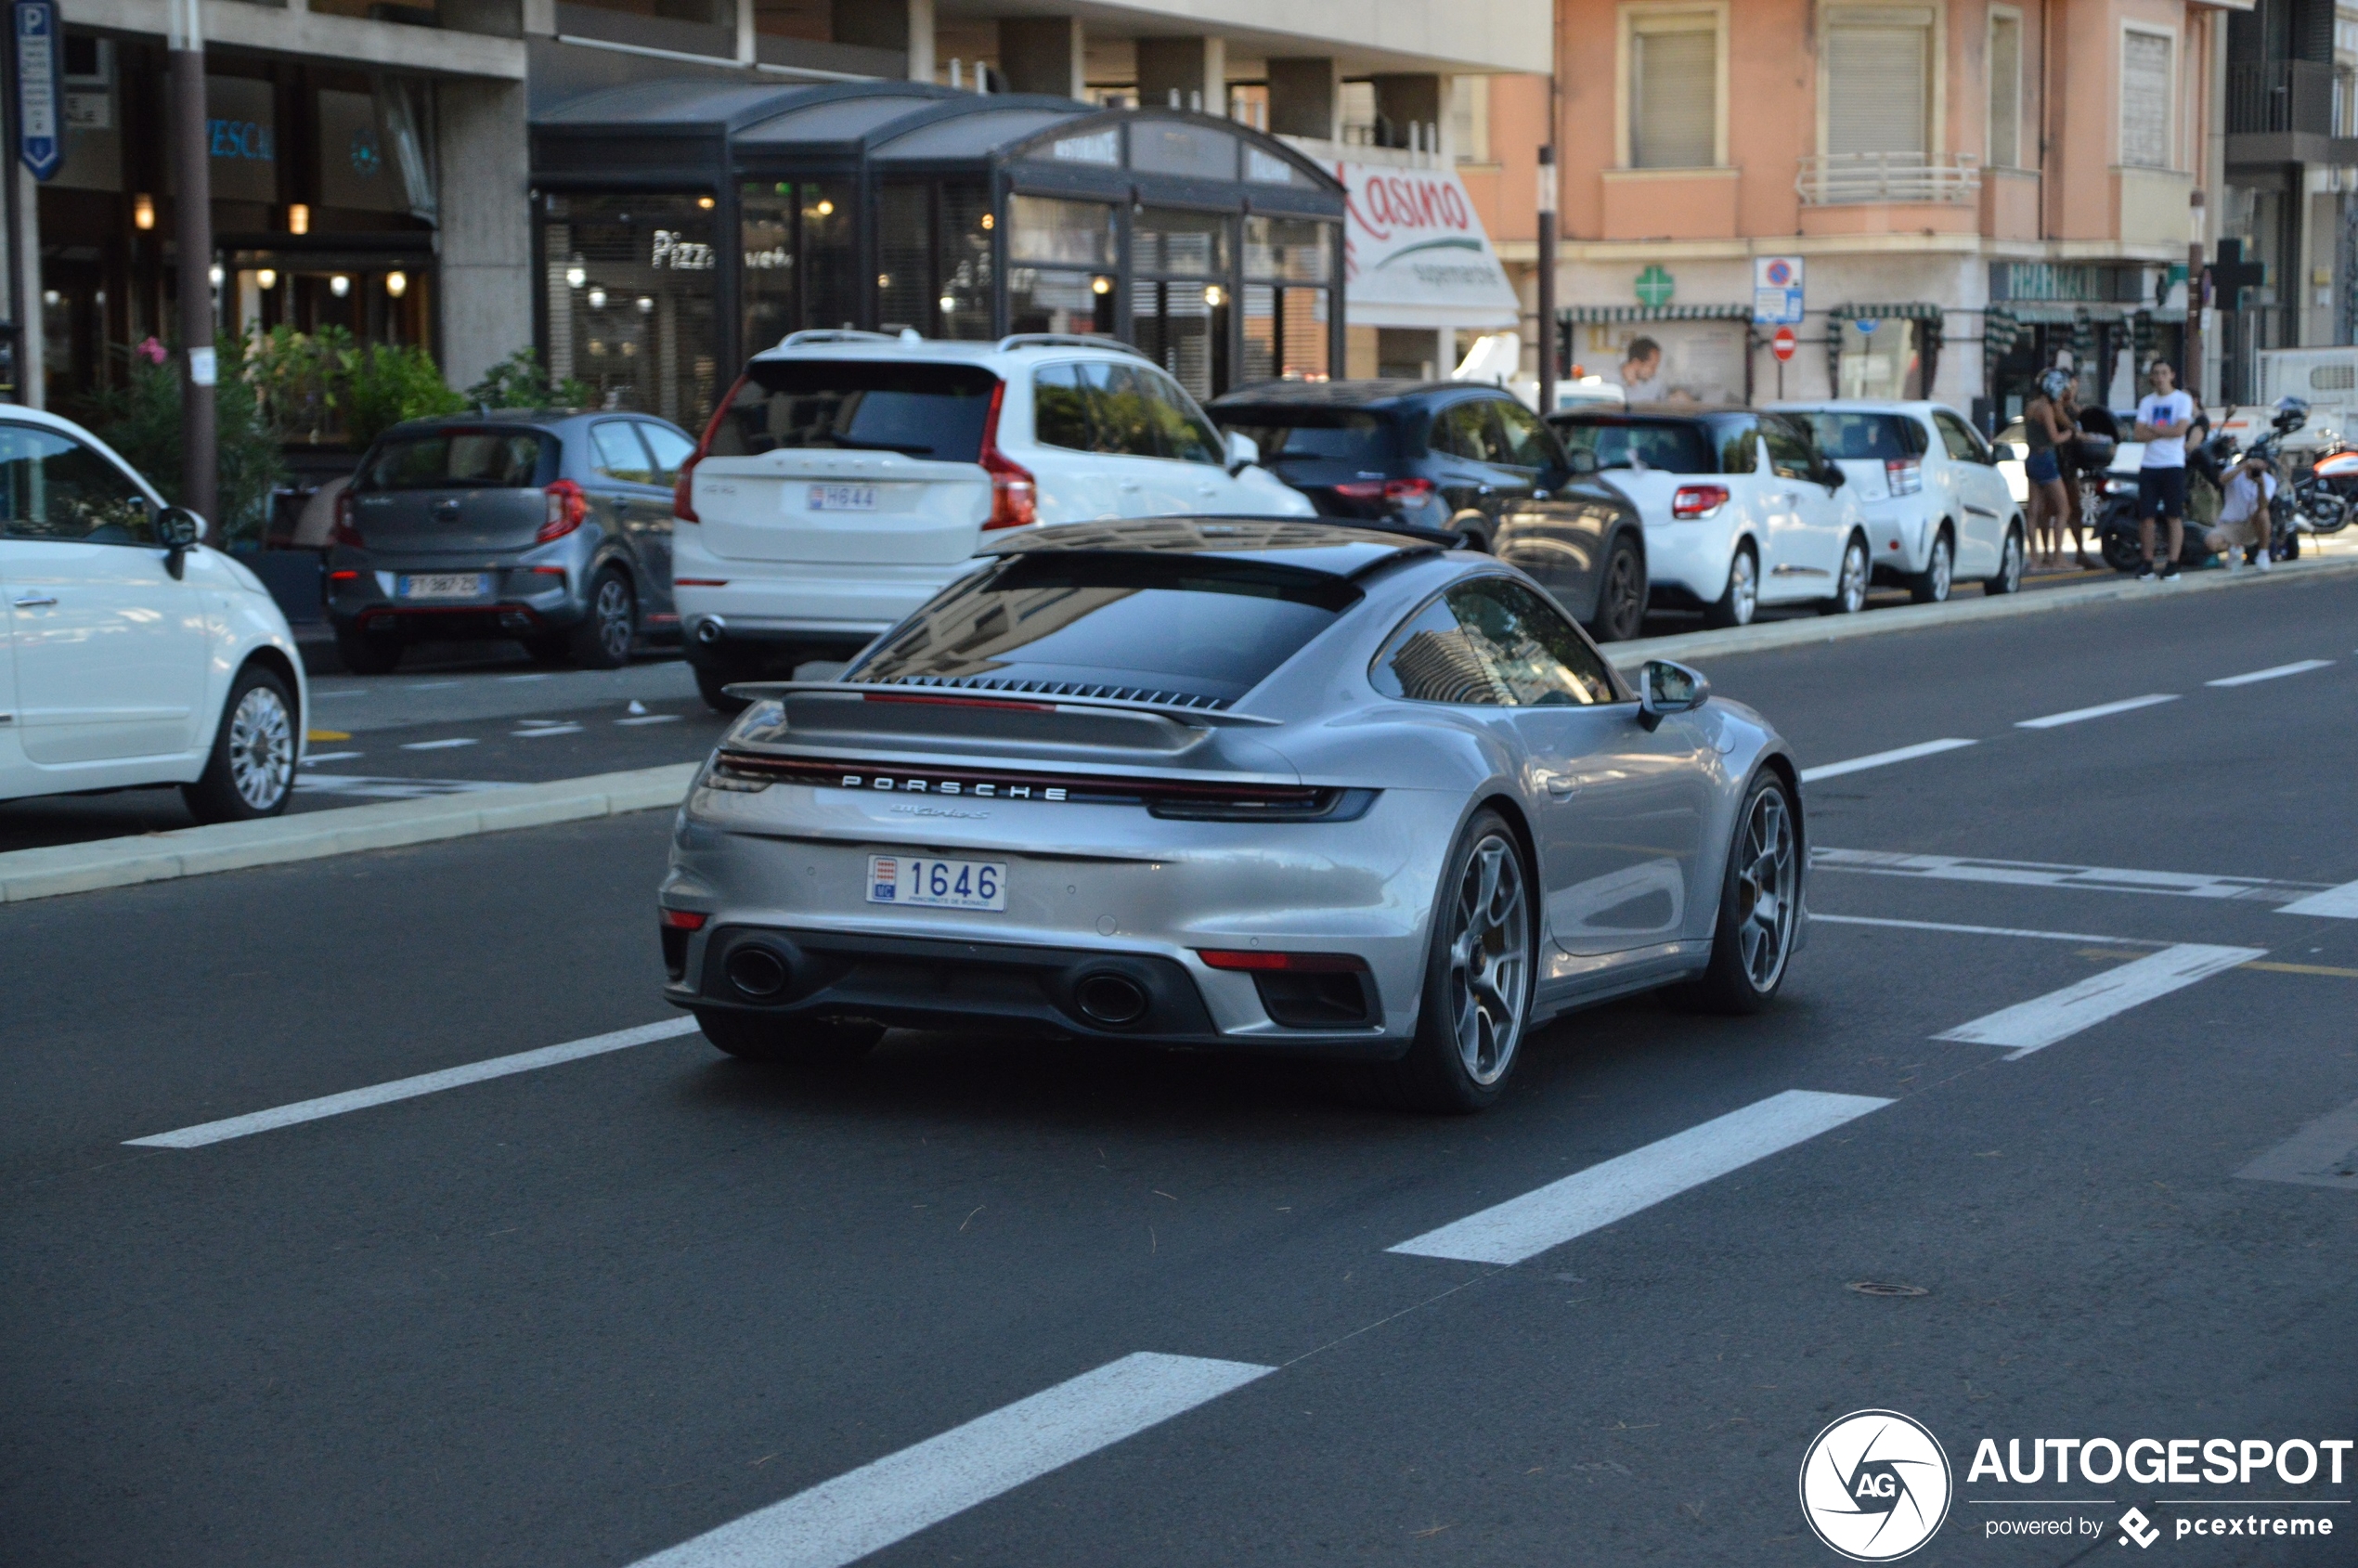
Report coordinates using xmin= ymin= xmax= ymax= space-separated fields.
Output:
xmin=12 ymin=593 xmax=57 ymax=607
xmin=1545 ymin=775 xmax=1578 ymax=797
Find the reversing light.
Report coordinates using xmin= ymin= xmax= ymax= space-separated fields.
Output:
xmin=1671 ymin=484 xmax=1730 ymax=520
xmin=1884 ymin=457 xmax=1923 ymax=495
xmin=538 ymin=479 xmax=588 ymax=541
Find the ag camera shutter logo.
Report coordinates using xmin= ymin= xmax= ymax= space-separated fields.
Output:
xmin=1799 ymin=1409 xmax=1954 ymax=1561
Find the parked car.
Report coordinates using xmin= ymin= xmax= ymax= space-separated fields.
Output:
xmin=326 ymin=408 xmax=698 ymax=675
xmin=1548 ymin=408 xmax=1873 ymax=626
xmin=1208 ymin=380 xmax=1652 ymax=641
xmin=1775 ymin=400 xmax=2027 ymax=601
xmin=0 ymin=407 xmax=306 ymax=822
xmin=660 ymin=517 xmax=1804 ymax=1113
xmin=672 ymin=330 xmax=1312 ymax=713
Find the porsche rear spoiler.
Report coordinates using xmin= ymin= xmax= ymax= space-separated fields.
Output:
xmin=722 ymin=681 xmax=1282 ymax=758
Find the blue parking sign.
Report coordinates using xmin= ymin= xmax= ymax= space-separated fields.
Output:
xmin=14 ymin=0 xmax=61 ymax=182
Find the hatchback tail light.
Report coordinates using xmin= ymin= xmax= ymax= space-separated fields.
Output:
xmin=1671 ymin=484 xmax=1730 ymax=520
xmin=1884 ymin=457 xmax=1923 ymax=495
xmin=977 ymin=379 xmax=1035 ymax=530
xmin=538 ymin=479 xmax=588 ymax=542
xmin=1331 ymin=477 xmax=1436 ymax=506
xmin=330 ymin=489 xmax=362 ymax=548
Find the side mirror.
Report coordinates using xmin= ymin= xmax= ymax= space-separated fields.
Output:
xmin=1224 ymin=429 xmax=1260 ymax=475
xmin=1821 ymin=464 xmax=1846 ymax=488
xmin=1637 ymin=658 xmax=1709 ymax=731
xmin=1566 ymin=448 xmax=1600 ymax=475
xmin=158 ymin=506 xmax=204 ymax=579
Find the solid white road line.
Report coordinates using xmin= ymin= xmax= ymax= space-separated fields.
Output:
xmin=2206 ymin=658 xmax=2333 ymax=687
xmin=400 ymin=737 xmax=479 ymax=751
xmin=1813 ymin=913 xmax=2164 ymax=946
xmin=2236 ymin=1096 xmax=2358 ymax=1190
xmin=1934 ymin=944 xmax=2264 ymax=1059
xmin=1386 ymin=1090 xmax=1891 ymax=1267
xmin=125 ymin=1017 xmax=701 ymax=1148
xmin=1799 ymin=739 xmax=1976 ymax=784
xmin=2015 ymin=693 xmax=2180 ymax=729
xmin=628 ymin=1353 xmax=1274 ymax=1568
xmin=1811 ymin=848 xmax=2323 ymax=905
xmin=2281 ymin=880 xmax=2358 ymax=919
xmin=616 ymin=714 xmax=682 ymax=727
xmin=298 ymin=751 xmax=363 ymax=765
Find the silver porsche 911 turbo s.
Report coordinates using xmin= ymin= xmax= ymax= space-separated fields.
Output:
xmin=657 ymin=518 xmax=1806 ymax=1112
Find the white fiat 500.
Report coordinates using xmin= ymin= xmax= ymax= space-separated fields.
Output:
xmin=0 ymin=408 xmax=306 ymax=822
xmin=669 ymin=330 xmax=1313 ymax=711
xmin=1776 ymin=400 xmax=2027 ymax=602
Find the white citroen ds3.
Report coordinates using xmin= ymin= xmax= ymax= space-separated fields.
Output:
xmin=669 ymin=330 xmax=1313 ymax=711
xmin=0 ymin=408 xmax=306 ymax=822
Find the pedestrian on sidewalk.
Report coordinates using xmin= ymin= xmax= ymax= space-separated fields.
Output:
xmin=2205 ymin=447 xmax=2276 ymax=571
xmin=2023 ymin=369 xmax=2078 ymax=566
xmin=2131 ymin=360 xmax=2196 ymax=581
xmin=2055 ymin=379 xmax=2093 ymax=567
xmin=1615 ymin=337 xmax=1664 ymax=403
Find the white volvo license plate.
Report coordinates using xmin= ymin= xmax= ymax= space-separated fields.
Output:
xmin=867 ymin=855 xmax=1004 ymax=911
xmin=806 ymin=483 xmax=877 ymax=512
xmin=396 ymin=572 xmax=489 ymax=601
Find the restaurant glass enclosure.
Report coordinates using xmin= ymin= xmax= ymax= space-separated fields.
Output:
xmin=530 ymin=82 xmax=1348 ymax=431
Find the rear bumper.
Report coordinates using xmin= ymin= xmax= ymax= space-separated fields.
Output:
xmin=326 ymin=549 xmax=591 ymax=637
xmin=671 ymin=527 xmax=970 ymax=651
xmin=1640 ymin=519 xmax=1737 ymax=604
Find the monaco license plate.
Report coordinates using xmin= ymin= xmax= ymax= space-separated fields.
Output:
xmin=867 ymin=855 xmax=1004 ymax=911
xmin=396 ymin=572 xmax=489 ymax=601
xmin=806 ymin=483 xmax=877 ymax=512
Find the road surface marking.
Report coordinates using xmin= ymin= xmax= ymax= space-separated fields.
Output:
xmin=513 ymin=724 xmax=584 ymax=738
xmin=2237 ymin=1097 xmax=2358 ymax=1191
xmin=298 ymin=751 xmax=362 ymax=765
xmin=1812 ymin=848 xmax=2324 ymax=905
xmin=2206 ymin=658 xmax=2333 ymax=687
xmin=2015 ymin=693 xmax=2179 ymax=729
xmin=1935 ymin=944 xmax=2264 ymax=1058
xmin=628 ymin=1353 xmax=1274 ymax=1568
xmin=2281 ymin=880 xmax=2358 ymax=919
xmin=1799 ymin=739 xmax=1976 ymax=784
xmin=1386 ymin=1090 xmax=1890 ymax=1266
xmin=292 ymin=774 xmax=513 ymax=799
xmin=400 ymin=737 xmax=479 ymax=751
xmin=124 ymin=1017 xmax=700 ymax=1148
xmin=499 ymin=672 xmax=554 ymax=682
xmin=1814 ymin=913 xmax=2165 ymax=946
xmin=616 ymin=714 xmax=682 ymax=727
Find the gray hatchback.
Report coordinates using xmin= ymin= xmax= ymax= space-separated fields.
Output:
xmin=326 ymin=409 xmax=697 ymax=673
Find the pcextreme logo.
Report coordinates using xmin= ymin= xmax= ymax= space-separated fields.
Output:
xmin=1799 ymin=1409 xmax=1956 ymax=1561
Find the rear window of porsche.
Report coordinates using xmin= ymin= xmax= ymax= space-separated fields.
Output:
xmin=849 ymin=552 xmax=1362 ymax=708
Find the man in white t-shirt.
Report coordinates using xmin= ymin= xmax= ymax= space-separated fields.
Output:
xmin=2208 ymin=448 xmax=2278 ymax=570
xmin=2132 ymin=359 xmax=2196 ymax=581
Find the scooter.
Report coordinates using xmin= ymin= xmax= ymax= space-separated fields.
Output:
xmin=2093 ymin=431 xmax=2222 ymax=573
xmin=2297 ymin=447 xmax=2355 ymax=534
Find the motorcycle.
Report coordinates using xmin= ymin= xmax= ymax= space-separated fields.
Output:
xmin=2094 ymin=398 xmax=2337 ymax=571
xmin=2092 ymin=422 xmax=2218 ymax=574
xmin=2299 ymin=446 xmax=2356 ymax=534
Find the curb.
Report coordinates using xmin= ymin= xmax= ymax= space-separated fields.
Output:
xmin=1597 ymin=552 xmax=2358 ymax=670
xmin=0 ymin=762 xmax=700 ymax=906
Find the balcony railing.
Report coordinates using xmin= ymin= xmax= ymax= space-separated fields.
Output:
xmin=2227 ymin=59 xmax=2338 ymax=137
xmin=1796 ymin=151 xmax=1981 ymax=205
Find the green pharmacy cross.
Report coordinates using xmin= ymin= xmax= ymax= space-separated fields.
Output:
xmin=1634 ymin=266 xmax=1675 ymax=308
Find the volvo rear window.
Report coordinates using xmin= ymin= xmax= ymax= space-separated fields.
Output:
xmin=849 ymin=552 xmax=1361 ymax=708
xmin=711 ymin=361 xmax=999 ymax=462
xmin=1795 ymin=411 xmax=1925 ymax=460
xmin=1551 ymin=418 xmax=1716 ymax=474
xmin=356 ymin=432 xmax=551 ymax=491
xmin=1214 ymin=408 xmax=1397 ymax=467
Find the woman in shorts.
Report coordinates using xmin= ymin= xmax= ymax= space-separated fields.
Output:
xmin=2023 ymin=369 xmax=2077 ymax=565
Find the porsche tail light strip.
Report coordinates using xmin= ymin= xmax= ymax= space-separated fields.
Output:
xmin=708 ymin=749 xmax=1369 ymax=821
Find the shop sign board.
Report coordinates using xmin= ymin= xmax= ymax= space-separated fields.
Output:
xmin=13 ymin=0 xmax=61 ymax=182
xmin=1334 ymin=158 xmax=1519 ymax=329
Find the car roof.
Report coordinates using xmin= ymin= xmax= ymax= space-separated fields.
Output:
xmin=1548 ymin=405 xmax=1752 ymax=424
xmin=1208 ymin=379 xmax=1491 ymax=411
xmin=978 ymin=516 xmax=1445 ymax=577
xmin=747 ymin=330 xmax=1151 ymax=369
xmin=1770 ymin=400 xmax=1942 ymax=418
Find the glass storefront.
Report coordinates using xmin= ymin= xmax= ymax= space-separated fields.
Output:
xmin=1006 ymin=195 xmax=1117 ymax=337
xmin=540 ymin=194 xmax=720 ymax=426
xmin=1242 ymin=216 xmax=1332 ymax=382
xmin=1133 ymin=207 xmax=1230 ymax=400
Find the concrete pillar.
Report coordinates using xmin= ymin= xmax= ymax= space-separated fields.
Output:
xmin=11 ymin=165 xmax=42 ymax=408
xmin=998 ymin=17 xmax=1082 ymax=99
xmin=1137 ymin=35 xmax=1225 ymax=115
xmin=1266 ymin=58 xmax=1339 ymax=140
xmin=1371 ymin=74 xmax=1442 ymax=151
xmin=735 ymin=0 xmax=754 ymax=65
xmin=906 ymin=0 xmax=934 ymax=83
xmin=434 ymin=78 xmax=533 ymax=394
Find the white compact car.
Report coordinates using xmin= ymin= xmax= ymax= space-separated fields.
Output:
xmin=671 ymin=330 xmax=1314 ymax=710
xmin=1777 ymin=401 xmax=2026 ymax=602
xmin=1548 ymin=407 xmax=1875 ymax=626
xmin=0 ymin=408 xmax=306 ymax=822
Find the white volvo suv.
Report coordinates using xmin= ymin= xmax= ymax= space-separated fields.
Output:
xmin=0 ymin=408 xmax=306 ymax=822
xmin=670 ymin=331 xmax=1313 ymax=710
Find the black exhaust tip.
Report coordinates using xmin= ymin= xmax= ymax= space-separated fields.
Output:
xmin=1073 ymin=972 xmax=1149 ymax=1027
xmin=724 ymin=945 xmax=790 ymax=999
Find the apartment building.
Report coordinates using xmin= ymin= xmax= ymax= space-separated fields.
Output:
xmin=1474 ymin=1 xmax=2270 ymax=422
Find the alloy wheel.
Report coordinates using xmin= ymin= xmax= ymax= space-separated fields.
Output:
xmin=1445 ymin=834 xmax=1530 ymax=1086
xmin=1732 ymin=787 xmax=1797 ymax=992
xmin=1728 ymin=551 xmax=1757 ymax=625
xmin=1837 ymin=539 xmax=1869 ymax=613
xmin=594 ymin=577 xmax=634 ymax=662
xmin=227 ymin=684 xmax=294 ymax=810
xmin=1927 ymin=538 xmax=1952 ymax=601
xmin=2000 ymin=533 xmax=2023 ymax=591
xmin=1601 ymin=547 xmax=1645 ymax=638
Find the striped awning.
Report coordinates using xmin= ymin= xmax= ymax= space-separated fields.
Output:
xmin=1828 ymin=302 xmax=1946 ymax=321
xmin=1560 ymin=304 xmax=1754 ymax=323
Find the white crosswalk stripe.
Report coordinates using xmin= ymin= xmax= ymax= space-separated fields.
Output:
xmin=1812 ymin=848 xmax=2325 ymax=905
xmin=2281 ymin=880 xmax=2358 ymax=919
xmin=1935 ymin=944 xmax=2263 ymax=1058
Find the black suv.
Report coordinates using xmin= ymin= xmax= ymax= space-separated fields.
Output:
xmin=1206 ymin=381 xmax=1652 ymax=641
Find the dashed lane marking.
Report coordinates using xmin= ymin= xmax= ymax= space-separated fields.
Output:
xmin=2206 ymin=658 xmax=2334 ymax=688
xmin=1798 ymin=739 xmax=1976 ymax=784
xmin=1812 ymin=848 xmax=2326 ymax=905
xmin=2015 ymin=693 xmax=2180 ymax=729
xmin=627 ymin=1354 xmax=1274 ymax=1568
xmin=1934 ymin=944 xmax=2265 ymax=1059
xmin=298 ymin=751 xmax=363 ymax=765
xmin=1386 ymin=1090 xmax=1891 ymax=1266
xmin=399 ymin=737 xmax=478 ymax=751
xmin=616 ymin=714 xmax=682 ymax=727
xmin=124 ymin=1017 xmax=700 ymax=1148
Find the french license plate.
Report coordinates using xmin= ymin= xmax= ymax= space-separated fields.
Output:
xmin=867 ymin=855 xmax=1005 ymax=911
xmin=806 ymin=484 xmax=877 ymax=512
xmin=396 ymin=572 xmax=489 ymax=601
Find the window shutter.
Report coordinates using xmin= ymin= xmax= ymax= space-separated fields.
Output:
xmin=1989 ymin=15 xmax=2022 ymax=167
xmin=2120 ymin=32 xmax=2172 ymax=168
xmin=1826 ymin=23 xmax=1929 ymax=154
xmin=1631 ymin=28 xmax=1716 ymax=168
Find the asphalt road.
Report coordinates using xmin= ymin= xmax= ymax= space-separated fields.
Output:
xmin=6 ymin=570 xmax=2357 ymax=1567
